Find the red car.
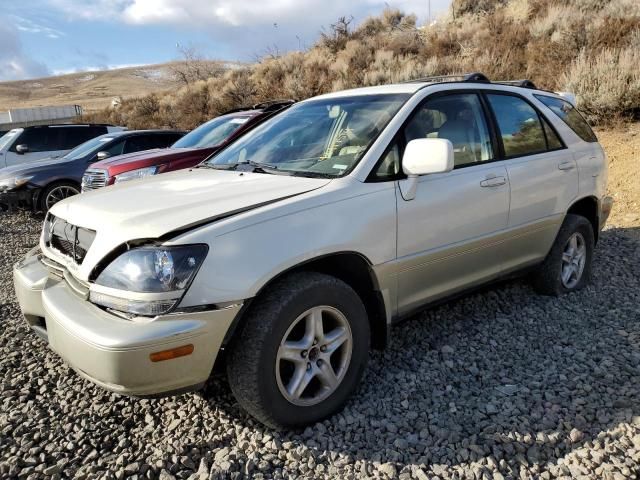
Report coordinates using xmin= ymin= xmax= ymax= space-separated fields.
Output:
xmin=81 ymin=100 xmax=293 ymax=191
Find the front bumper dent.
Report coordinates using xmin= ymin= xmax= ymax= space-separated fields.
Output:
xmin=0 ymin=188 xmax=39 ymax=210
xmin=13 ymin=252 xmax=241 ymax=396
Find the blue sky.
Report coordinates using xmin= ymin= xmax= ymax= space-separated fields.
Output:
xmin=1 ymin=0 xmax=451 ymax=81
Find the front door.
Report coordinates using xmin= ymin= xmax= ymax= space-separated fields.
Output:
xmin=394 ymin=92 xmax=510 ymax=315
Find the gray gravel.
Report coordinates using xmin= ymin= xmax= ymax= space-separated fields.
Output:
xmin=1 ymin=210 xmax=640 ymax=480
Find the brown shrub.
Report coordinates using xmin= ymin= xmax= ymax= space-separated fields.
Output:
xmin=88 ymin=3 xmax=640 ymax=129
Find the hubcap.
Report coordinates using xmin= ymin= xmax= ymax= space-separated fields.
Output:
xmin=561 ymin=232 xmax=586 ymax=289
xmin=46 ymin=185 xmax=79 ymax=210
xmin=276 ymin=306 xmax=353 ymax=406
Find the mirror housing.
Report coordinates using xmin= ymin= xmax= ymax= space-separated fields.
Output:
xmin=400 ymin=139 xmax=454 ymax=201
xmin=402 ymin=138 xmax=454 ymax=176
xmin=96 ymin=151 xmax=111 ymax=161
xmin=16 ymin=144 xmax=29 ymax=154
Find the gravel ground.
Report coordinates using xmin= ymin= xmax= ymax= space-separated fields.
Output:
xmin=1 ymin=210 xmax=639 ymax=480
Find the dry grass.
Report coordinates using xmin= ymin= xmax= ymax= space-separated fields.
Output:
xmin=0 ymin=61 xmax=239 ymax=113
xmin=29 ymin=0 xmax=639 ymax=129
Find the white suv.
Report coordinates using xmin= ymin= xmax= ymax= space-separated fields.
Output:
xmin=14 ymin=74 xmax=612 ymax=428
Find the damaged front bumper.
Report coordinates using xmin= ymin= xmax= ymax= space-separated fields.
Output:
xmin=13 ymin=249 xmax=241 ymax=396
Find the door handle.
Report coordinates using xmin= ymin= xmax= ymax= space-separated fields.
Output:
xmin=558 ymin=161 xmax=575 ymax=171
xmin=480 ymin=176 xmax=506 ymax=187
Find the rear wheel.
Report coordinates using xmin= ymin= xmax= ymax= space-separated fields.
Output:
xmin=40 ymin=182 xmax=80 ymax=211
xmin=226 ymin=272 xmax=370 ymax=429
xmin=531 ymin=214 xmax=594 ymax=296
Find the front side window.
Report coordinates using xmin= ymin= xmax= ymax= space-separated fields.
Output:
xmin=206 ymin=94 xmax=409 ymax=177
xmin=173 ymin=115 xmax=251 ymax=149
xmin=0 ymin=129 xmax=20 ymax=150
xmin=535 ymin=94 xmax=597 ymax=143
xmin=64 ymin=134 xmax=116 ymax=160
xmin=10 ymin=128 xmax=51 ymax=152
xmin=487 ymin=94 xmax=547 ymax=158
xmin=404 ymin=93 xmax=493 ymax=168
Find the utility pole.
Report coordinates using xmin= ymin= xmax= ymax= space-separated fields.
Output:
xmin=428 ymin=0 xmax=431 ymax=24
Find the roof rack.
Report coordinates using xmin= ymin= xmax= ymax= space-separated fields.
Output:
xmin=402 ymin=72 xmax=539 ymax=90
xmin=494 ymin=79 xmax=538 ymax=89
xmin=403 ymin=72 xmax=490 ymax=84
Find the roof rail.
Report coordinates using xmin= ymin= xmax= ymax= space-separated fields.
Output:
xmin=253 ymin=99 xmax=296 ymax=111
xmin=402 ymin=72 xmax=491 ymax=84
xmin=222 ymin=99 xmax=295 ymax=116
xmin=494 ymin=79 xmax=538 ymax=89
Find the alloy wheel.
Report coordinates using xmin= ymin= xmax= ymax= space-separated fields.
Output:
xmin=275 ymin=306 xmax=353 ymax=406
xmin=45 ymin=185 xmax=79 ymax=210
xmin=561 ymin=232 xmax=587 ymax=289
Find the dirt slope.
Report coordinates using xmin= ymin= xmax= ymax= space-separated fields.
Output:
xmin=0 ymin=62 xmax=235 ymax=113
xmin=596 ymin=123 xmax=640 ymax=239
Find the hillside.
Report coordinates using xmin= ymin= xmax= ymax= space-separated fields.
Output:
xmin=82 ymin=0 xmax=639 ymax=130
xmin=0 ymin=61 xmax=238 ymax=113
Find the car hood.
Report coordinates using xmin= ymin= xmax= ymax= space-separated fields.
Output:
xmin=92 ymin=147 xmax=205 ymax=170
xmin=47 ymin=169 xmax=331 ymax=279
xmin=0 ymin=156 xmax=74 ymax=178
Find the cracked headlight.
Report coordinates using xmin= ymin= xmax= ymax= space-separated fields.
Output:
xmin=114 ymin=166 xmax=159 ymax=184
xmin=90 ymin=245 xmax=208 ymax=316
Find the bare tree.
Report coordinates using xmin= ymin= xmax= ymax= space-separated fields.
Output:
xmin=170 ymin=44 xmax=226 ymax=86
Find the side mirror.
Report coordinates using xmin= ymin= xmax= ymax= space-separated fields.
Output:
xmin=96 ymin=151 xmax=111 ymax=161
xmin=16 ymin=144 xmax=29 ymax=154
xmin=400 ymin=138 xmax=454 ymax=201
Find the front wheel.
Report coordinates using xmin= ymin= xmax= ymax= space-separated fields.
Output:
xmin=531 ymin=214 xmax=595 ymax=296
xmin=226 ymin=272 xmax=370 ymax=429
xmin=40 ymin=182 xmax=80 ymax=211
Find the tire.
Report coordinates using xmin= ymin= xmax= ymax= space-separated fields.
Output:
xmin=226 ymin=272 xmax=370 ymax=429
xmin=39 ymin=182 xmax=80 ymax=212
xmin=531 ymin=214 xmax=594 ymax=296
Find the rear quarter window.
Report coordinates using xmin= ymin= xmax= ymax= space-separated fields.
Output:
xmin=534 ymin=95 xmax=597 ymax=143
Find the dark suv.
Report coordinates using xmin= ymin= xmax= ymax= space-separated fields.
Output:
xmin=0 ymin=124 xmax=125 ymax=169
xmin=82 ymin=101 xmax=294 ymax=191
xmin=0 ymin=129 xmax=185 ymax=211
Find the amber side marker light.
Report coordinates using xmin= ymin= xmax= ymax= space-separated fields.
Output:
xmin=150 ymin=344 xmax=194 ymax=362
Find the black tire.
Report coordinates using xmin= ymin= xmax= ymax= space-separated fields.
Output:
xmin=226 ymin=272 xmax=370 ymax=429
xmin=531 ymin=214 xmax=594 ymax=296
xmin=39 ymin=181 xmax=80 ymax=212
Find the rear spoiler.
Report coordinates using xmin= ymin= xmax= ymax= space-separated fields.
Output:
xmin=555 ymin=92 xmax=577 ymax=106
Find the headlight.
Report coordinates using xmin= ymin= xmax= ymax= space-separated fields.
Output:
xmin=0 ymin=176 xmax=33 ymax=192
xmin=89 ymin=245 xmax=207 ymax=316
xmin=114 ymin=166 xmax=159 ymax=184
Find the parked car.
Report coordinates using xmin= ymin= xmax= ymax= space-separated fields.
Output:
xmin=0 ymin=130 xmax=184 ymax=211
xmin=81 ymin=101 xmax=294 ymax=191
xmin=0 ymin=124 xmax=125 ymax=169
xmin=14 ymin=73 xmax=612 ymax=429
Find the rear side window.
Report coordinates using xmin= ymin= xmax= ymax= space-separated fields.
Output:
xmin=58 ymin=126 xmax=107 ymax=150
xmin=534 ymin=95 xmax=597 ymax=142
xmin=486 ymin=94 xmax=547 ymax=158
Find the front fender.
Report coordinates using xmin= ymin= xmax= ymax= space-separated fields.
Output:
xmin=176 ymin=182 xmax=397 ymax=308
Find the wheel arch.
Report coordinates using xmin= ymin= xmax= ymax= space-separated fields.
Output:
xmin=225 ymin=251 xmax=389 ymax=351
xmin=567 ymin=195 xmax=599 ymax=243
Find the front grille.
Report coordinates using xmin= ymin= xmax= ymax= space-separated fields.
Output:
xmin=81 ymin=169 xmax=109 ymax=191
xmin=45 ymin=214 xmax=96 ymax=264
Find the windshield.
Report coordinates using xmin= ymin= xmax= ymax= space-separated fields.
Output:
xmin=205 ymin=94 xmax=409 ymax=177
xmin=63 ymin=134 xmax=117 ymax=160
xmin=0 ymin=129 xmax=21 ymax=150
xmin=172 ymin=115 xmax=250 ymax=149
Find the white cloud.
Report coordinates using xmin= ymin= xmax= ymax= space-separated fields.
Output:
xmin=10 ymin=15 xmax=65 ymax=39
xmin=46 ymin=0 xmax=450 ymax=28
xmin=0 ymin=19 xmax=50 ymax=81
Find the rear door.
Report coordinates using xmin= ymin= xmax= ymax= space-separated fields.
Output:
xmin=483 ymin=92 xmax=578 ymax=273
xmin=394 ymin=92 xmax=511 ymax=314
